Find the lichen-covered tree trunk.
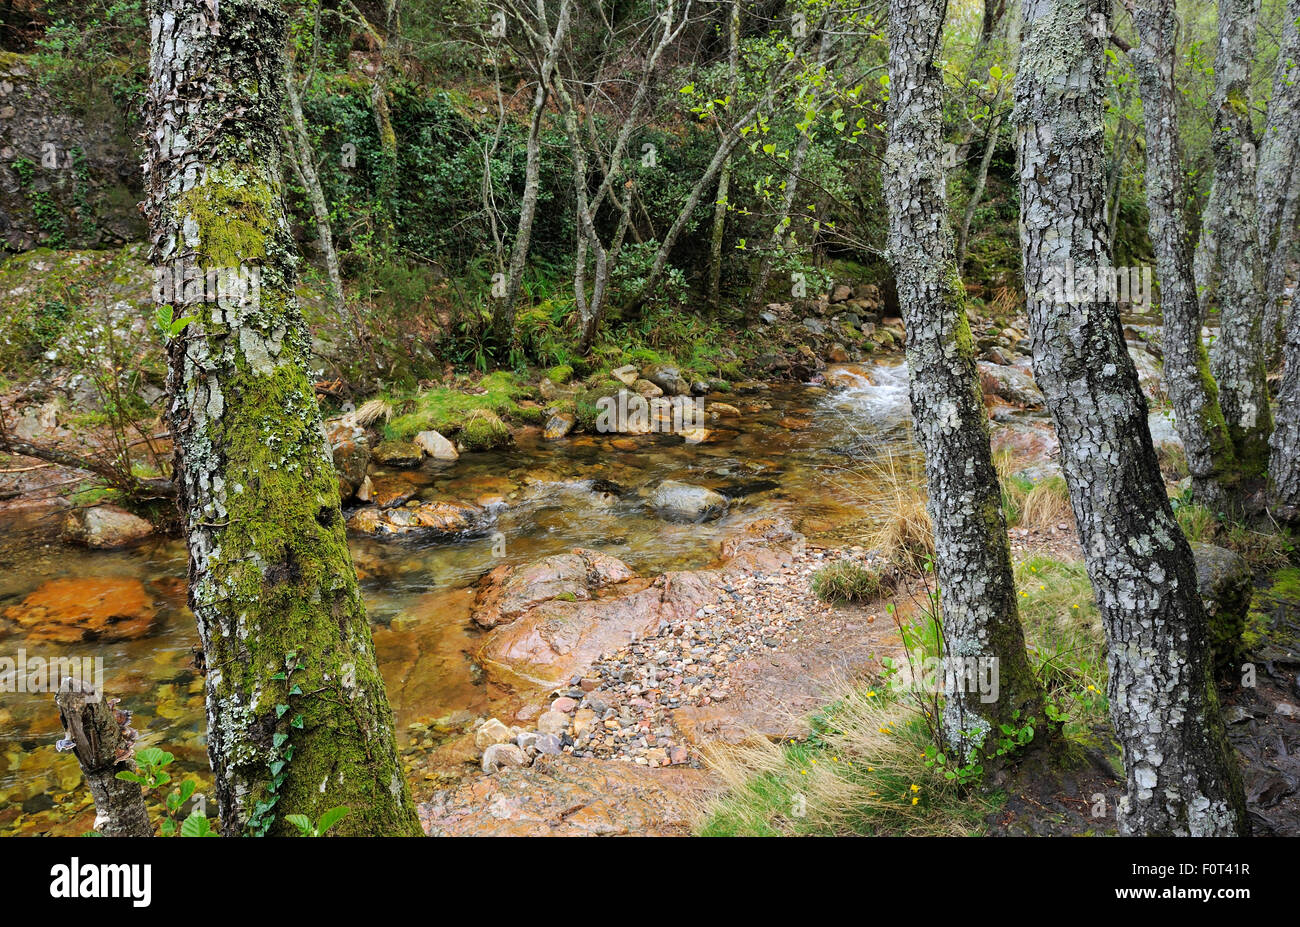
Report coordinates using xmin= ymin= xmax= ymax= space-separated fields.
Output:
xmin=1271 ymin=274 xmax=1300 ymax=520
xmin=143 ymin=0 xmax=421 ymax=837
xmin=1015 ymin=0 xmax=1246 ymax=835
xmin=1129 ymin=0 xmax=1237 ymax=505
xmin=1258 ymin=0 xmax=1300 ymax=358
xmin=1206 ymin=0 xmax=1273 ymax=478
xmin=884 ymin=0 xmax=1044 ymax=762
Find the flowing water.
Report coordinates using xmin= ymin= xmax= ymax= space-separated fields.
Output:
xmin=0 ymin=363 xmax=914 ymax=834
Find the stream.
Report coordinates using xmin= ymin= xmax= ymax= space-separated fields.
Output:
xmin=0 ymin=362 xmax=916 ymax=834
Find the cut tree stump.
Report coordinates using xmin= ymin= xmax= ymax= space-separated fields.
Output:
xmin=54 ymin=677 xmax=153 ymax=837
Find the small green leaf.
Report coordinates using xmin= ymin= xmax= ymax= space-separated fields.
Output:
xmin=181 ymin=813 xmax=214 ymax=837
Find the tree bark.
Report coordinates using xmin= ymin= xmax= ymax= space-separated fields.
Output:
xmin=885 ymin=0 xmax=1045 ymax=763
xmin=707 ymin=0 xmax=740 ymax=309
xmin=1206 ymin=0 xmax=1273 ymax=478
xmin=1128 ymin=0 xmax=1238 ymax=505
xmin=1015 ymin=0 xmax=1246 ymax=835
xmin=55 ymin=678 xmax=154 ymax=837
xmin=143 ymin=0 xmax=421 ymax=836
xmin=1258 ymin=0 xmax=1300 ymax=358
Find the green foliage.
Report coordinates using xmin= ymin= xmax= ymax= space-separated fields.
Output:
xmin=284 ymin=806 xmax=350 ymax=837
xmin=114 ymin=746 xmax=215 ymax=837
xmin=811 ymin=560 xmax=887 ymax=604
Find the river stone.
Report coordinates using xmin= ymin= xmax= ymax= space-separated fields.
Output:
xmin=649 ymin=480 xmax=728 ymax=522
xmin=481 ymin=743 xmax=529 ymax=774
xmin=3 ymin=577 xmax=157 ymax=643
xmin=414 ymin=430 xmax=459 ymax=460
xmin=1192 ymin=542 xmax=1253 ymax=674
xmin=632 ymin=378 xmax=664 ymax=398
xmin=537 ymin=710 xmax=569 ymax=736
xmin=473 ymin=549 xmax=637 ymax=629
xmin=642 ymin=364 xmax=689 ymax=396
xmin=534 ymin=733 xmax=563 ymax=755
xmin=611 ymin=365 xmax=640 ymax=386
xmin=332 ymin=438 xmax=370 ymax=497
xmin=474 ymin=717 xmax=513 ymax=750
xmin=347 ymin=499 xmax=491 ymax=539
xmin=543 ymin=413 xmax=576 ymax=440
xmin=62 ymin=505 xmax=153 ymax=549
xmin=372 ymin=440 xmax=423 ymax=468
xmin=977 ymin=361 xmax=1044 ymax=408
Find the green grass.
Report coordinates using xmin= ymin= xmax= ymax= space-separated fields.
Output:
xmin=811 ymin=560 xmax=888 ymax=604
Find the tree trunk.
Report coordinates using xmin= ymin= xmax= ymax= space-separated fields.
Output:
xmin=142 ymin=0 xmax=421 ymax=836
xmin=1272 ymin=272 xmax=1300 ymax=519
xmin=956 ymin=82 xmax=1007 ymax=267
xmin=1129 ymin=0 xmax=1238 ymax=505
xmin=1258 ymin=0 xmax=1300 ymax=358
xmin=283 ymin=70 xmax=349 ymax=332
xmin=1206 ymin=0 xmax=1273 ymax=479
xmin=707 ymin=0 xmax=740 ymax=309
xmin=884 ymin=0 xmax=1044 ymax=763
xmin=1015 ymin=0 xmax=1246 ymax=835
xmin=493 ymin=0 xmax=570 ymax=344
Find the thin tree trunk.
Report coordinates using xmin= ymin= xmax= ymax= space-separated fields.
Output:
xmin=283 ymin=70 xmax=349 ymax=330
xmin=1258 ymin=0 xmax=1300 ymax=358
xmin=1272 ymin=259 xmax=1300 ymax=519
xmin=1015 ymin=0 xmax=1246 ymax=835
xmin=1129 ymin=0 xmax=1238 ymax=505
xmin=55 ymin=679 xmax=154 ymax=837
xmin=1206 ymin=0 xmax=1273 ymax=478
xmin=956 ymin=82 xmax=1007 ymax=267
xmin=143 ymin=0 xmax=421 ymax=836
xmin=707 ymin=0 xmax=740 ymax=309
xmin=493 ymin=0 xmax=570 ymax=343
xmin=884 ymin=0 xmax=1044 ymax=763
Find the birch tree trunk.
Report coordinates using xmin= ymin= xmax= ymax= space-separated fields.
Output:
xmin=1015 ymin=0 xmax=1246 ymax=835
xmin=1272 ymin=274 xmax=1300 ymax=519
xmin=884 ymin=0 xmax=1045 ymax=763
xmin=1129 ymin=0 xmax=1238 ymax=505
xmin=492 ymin=0 xmax=570 ymax=343
xmin=143 ymin=0 xmax=421 ymax=836
xmin=1258 ymin=0 xmax=1300 ymax=357
xmin=1206 ymin=0 xmax=1273 ymax=478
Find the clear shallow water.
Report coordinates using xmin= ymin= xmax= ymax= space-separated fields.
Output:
xmin=0 ymin=362 xmax=914 ymax=834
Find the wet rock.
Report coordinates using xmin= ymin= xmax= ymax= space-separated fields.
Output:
xmin=823 ymin=364 xmax=873 ymax=389
xmin=346 ymin=499 xmax=492 ymax=539
xmin=473 ymin=549 xmax=637 ymax=629
xmin=369 ymin=474 xmax=418 ymax=508
xmin=3 ymin=577 xmax=157 ymax=643
xmin=709 ymin=402 xmax=741 ymax=418
xmin=61 ymin=505 xmax=153 ymax=549
xmin=828 ymin=343 xmax=849 ymax=363
xmin=977 ymin=361 xmax=1044 ymax=409
xmin=632 ymin=378 xmax=664 ymax=398
xmin=1192 ymin=543 xmax=1253 ymax=674
xmin=649 ymin=480 xmax=728 ymax=522
xmin=372 ymin=440 xmax=423 ymax=469
xmin=414 ymin=430 xmax=459 ymax=461
xmin=481 ymin=743 xmax=528 ymax=774
xmin=332 ymin=438 xmax=370 ymax=498
xmin=543 ymin=413 xmax=576 ymax=440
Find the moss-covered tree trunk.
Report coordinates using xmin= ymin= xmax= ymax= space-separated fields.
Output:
xmin=142 ymin=0 xmax=421 ymax=837
xmin=1257 ymin=0 xmax=1300 ymax=359
xmin=1205 ymin=0 xmax=1273 ymax=479
xmin=884 ymin=0 xmax=1045 ymax=763
xmin=1015 ymin=0 xmax=1246 ymax=835
xmin=1129 ymin=0 xmax=1238 ymax=506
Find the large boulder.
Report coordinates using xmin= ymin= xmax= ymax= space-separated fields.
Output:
xmin=1192 ymin=542 xmax=1253 ymax=674
xmin=649 ymin=480 xmax=728 ymax=522
xmin=473 ymin=549 xmax=637 ymax=630
xmin=61 ymin=505 xmax=153 ymax=549
xmin=414 ymin=430 xmax=459 ymax=461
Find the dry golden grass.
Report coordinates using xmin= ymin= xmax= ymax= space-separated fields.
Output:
xmin=849 ymin=451 xmax=934 ymax=572
xmin=994 ymin=449 xmax=1073 ymax=531
xmin=693 ymin=686 xmax=990 ymax=837
xmin=344 ymin=398 xmax=394 ymax=428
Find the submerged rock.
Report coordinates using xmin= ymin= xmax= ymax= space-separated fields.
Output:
xmin=649 ymin=480 xmax=728 ymax=522
xmin=473 ymin=548 xmax=637 ymax=630
xmin=3 ymin=577 xmax=157 ymax=643
xmin=346 ymin=499 xmax=493 ymax=539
